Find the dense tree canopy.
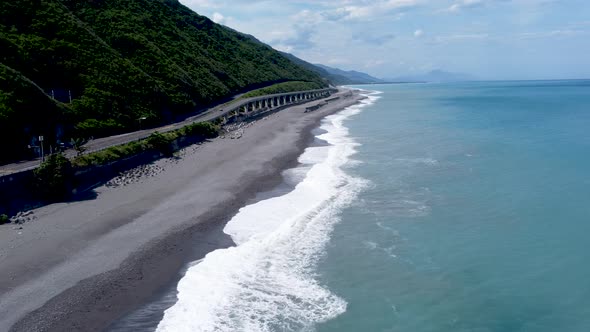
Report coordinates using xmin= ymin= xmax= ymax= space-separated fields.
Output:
xmin=0 ymin=0 xmax=327 ymax=163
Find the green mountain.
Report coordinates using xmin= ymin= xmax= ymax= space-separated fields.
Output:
xmin=0 ymin=0 xmax=326 ymax=163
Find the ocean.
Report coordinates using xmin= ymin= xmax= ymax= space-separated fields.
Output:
xmin=115 ymin=80 xmax=590 ymax=331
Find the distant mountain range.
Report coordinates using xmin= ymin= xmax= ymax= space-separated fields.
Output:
xmin=385 ymin=70 xmax=476 ymax=83
xmin=313 ymin=64 xmax=383 ymax=84
xmin=277 ymin=56 xmax=476 ymax=85
xmin=279 ymin=52 xmax=383 ymax=85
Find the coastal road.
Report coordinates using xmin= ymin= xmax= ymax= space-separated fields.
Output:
xmin=0 ymin=88 xmax=340 ymax=176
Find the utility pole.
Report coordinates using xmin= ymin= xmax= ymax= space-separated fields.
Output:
xmin=39 ymin=136 xmax=44 ymax=164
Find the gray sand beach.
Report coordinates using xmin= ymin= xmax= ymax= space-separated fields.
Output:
xmin=0 ymin=89 xmax=363 ymax=331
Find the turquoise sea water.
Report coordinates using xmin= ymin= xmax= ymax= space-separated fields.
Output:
xmin=116 ymin=80 xmax=590 ymax=332
xmin=318 ymin=80 xmax=590 ymax=332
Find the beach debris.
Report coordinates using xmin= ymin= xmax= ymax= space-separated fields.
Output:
xmin=9 ymin=210 xmax=37 ymax=225
xmin=220 ymin=120 xmax=258 ymax=139
xmin=106 ymin=164 xmax=164 ymax=188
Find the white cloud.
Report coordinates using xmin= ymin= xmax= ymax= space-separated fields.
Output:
xmin=212 ymin=12 xmax=225 ymax=24
xmin=268 ymin=10 xmax=325 ymax=52
xmin=322 ymin=0 xmax=420 ymax=21
xmin=414 ymin=29 xmax=424 ymax=37
xmin=446 ymin=0 xmax=485 ymax=12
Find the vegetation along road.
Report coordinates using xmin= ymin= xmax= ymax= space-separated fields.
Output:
xmin=0 ymin=88 xmax=337 ymax=176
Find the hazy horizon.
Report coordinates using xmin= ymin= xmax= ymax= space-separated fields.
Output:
xmin=181 ymin=0 xmax=590 ymax=81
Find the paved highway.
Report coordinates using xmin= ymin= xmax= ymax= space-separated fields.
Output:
xmin=0 ymin=88 xmax=338 ymax=176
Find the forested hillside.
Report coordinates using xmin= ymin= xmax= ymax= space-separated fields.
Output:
xmin=0 ymin=0 xmax=326 ymax=163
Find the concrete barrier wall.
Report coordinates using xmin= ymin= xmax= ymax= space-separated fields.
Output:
xmin=0 ymin=134 xmax=210 ymax=216
xmin=0 ymin=170 xmax=38 ymax=216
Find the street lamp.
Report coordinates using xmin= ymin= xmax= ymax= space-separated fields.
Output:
xmin=138 ymin=117 xmax=147 ymax=130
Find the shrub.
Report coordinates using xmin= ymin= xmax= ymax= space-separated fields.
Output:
xmin=0 ymin=214 xmax=8 ymax=225
xmin=184 ymin=122 xmax=219 ymax=138
xmin=146 ymin=132 xmax=173 ymax=156
xmin=33 ymin=153 xmax=73 ymax=201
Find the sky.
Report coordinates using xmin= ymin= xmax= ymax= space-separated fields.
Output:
xmin=179 ymin=0 xmax=590 ymax=80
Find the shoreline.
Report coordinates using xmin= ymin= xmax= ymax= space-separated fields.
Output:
xmin=0 ymin=89 xmax=364 ymax=331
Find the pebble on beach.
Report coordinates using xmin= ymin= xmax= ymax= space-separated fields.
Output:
xmin=9 ymin=210 xmax=36 ymax=225
xmin=105 ymin=164 xmax=165 ymax=188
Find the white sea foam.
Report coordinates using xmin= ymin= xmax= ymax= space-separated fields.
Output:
xmin=156 ymin=92 xmax=380 ymax=332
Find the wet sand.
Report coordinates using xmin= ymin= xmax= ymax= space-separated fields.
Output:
xmin=0 ymin=89 xmax=363 ymax=331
